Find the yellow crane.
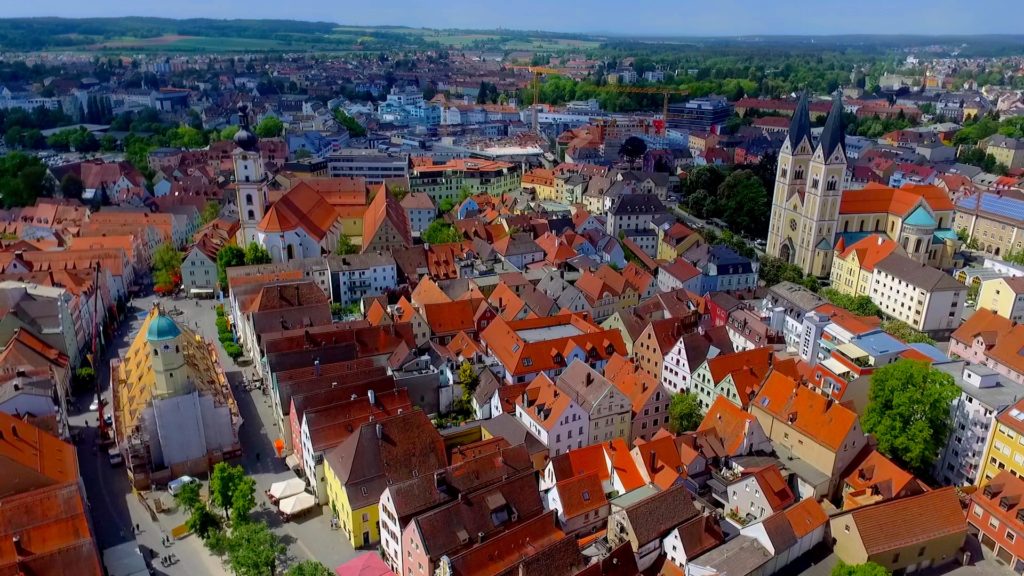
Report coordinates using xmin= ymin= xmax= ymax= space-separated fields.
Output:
xmin=513 ymin=66 xmax=561 ymax=133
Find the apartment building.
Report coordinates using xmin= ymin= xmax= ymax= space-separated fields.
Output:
xmin=869 ymin=253 xmax=965 ymax=333
xmin=409 ymin=158 xmax=519 ymax=202
xmin=326 ymin=149 xmax=409 ymax=183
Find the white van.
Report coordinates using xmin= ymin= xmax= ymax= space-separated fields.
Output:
xmin=107 ymin=447 xmax=123 ymax=467
xmin=168 ymin=475 xmax=198 ymax=496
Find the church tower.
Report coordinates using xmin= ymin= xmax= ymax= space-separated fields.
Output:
xmin=766 ymin=92 xmax=847 ymax=277
xmin=233 ymin=103 xmax=267 ymax=247
xmin=146 ymin=309 xmax=193 ymax=398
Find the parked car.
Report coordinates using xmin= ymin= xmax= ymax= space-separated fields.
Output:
xmin=89 ymin=396 xmax=100 ymax=411
xmin=108 ymin=447 xmax=123 ymax=467
xmin=168 ymin=476 xmax=198 ymax=496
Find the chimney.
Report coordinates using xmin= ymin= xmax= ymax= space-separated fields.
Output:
xmin=826 ymin=397 xmax=834 ymax=410
xmin=314 ymin=358 xmax=320 ymax=377
xmin=642 ymin=380 xmax=648 ymax=392
xmin=10 ymin=425 xmax=17 ymax=439
xmin=477 ymin=532 xmax=485 ymax=544
xmin=375 ymin=423 xmax=383 ymax=440
xmin=585 ymin=372 xmax=594 ymax=387
xmin=434 ymin=470 xmax=447 ymax=493
xmin=12 ymin=535 xmax=26 ymax=558
xmin=649 ymin=450 xmax=658 ymax=472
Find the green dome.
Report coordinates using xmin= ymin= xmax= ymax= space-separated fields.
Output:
xmin=147 ymin=314 xmax=181 ymax=342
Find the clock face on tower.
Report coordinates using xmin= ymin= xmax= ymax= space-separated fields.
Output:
xmin=789 ymin=218 xmax=798 ymax=232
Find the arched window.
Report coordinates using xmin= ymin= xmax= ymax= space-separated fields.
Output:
xmin=914 ymin=238 xmax=922 ymax=253
xmin=286 ymin=244 xmax=295 ymax=260
xmin=245 ymin=193 xmax=253 ymax=206
xmin=795 ymin=167 xmax=804 ymax=180
xmin=843 ymin=221 xmax=849 ymax=233
xmin=826 ymin=177 xmax=838 ymax=191
xmin=996 ymin=247 xmax=1002 ymax=256
xmin=247 ymin=210 xmax=255 ymax=220
xmin=902 ymin=237 xmax=909 ymax=250
xmin=859 ymin=221 xmax=866 ymax=232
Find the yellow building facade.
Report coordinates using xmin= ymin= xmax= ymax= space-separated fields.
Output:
xmin=980 ymin=401 xmax=1024 ymax=483
xmin=323 ymin=458 xmax=380 ymax=548
xmin=977 ymin=277 xmax=1024 ymax=322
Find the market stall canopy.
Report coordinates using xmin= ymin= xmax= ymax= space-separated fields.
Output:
xmin=279 ymin=492 xmax=316 ymax=515
xmin=268 ymin=478 xmax=306 ymax=501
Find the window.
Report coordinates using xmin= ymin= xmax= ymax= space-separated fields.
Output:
xmin=1008 ymin=531 xmax=1017 ymax=543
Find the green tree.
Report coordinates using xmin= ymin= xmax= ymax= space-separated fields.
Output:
xmin=217 ymin=245 xmax=246 ymax=289
xmin=186 ymin=503 xmax=222 ymax=540
xmin=200 ymin=201 xmax=221 ymax=225
xmin=618 ymin=135 xmax=648 ymax=167
xmin=820 ymin=288 xmax=881 ymax=317
xmin=332 ymin=108 xmax=367 ymax=137
xmin=220 ymin=125 xmax=240 ymax=141
xmin=336 ymin=234 xmax=358 ymax=255
xmin=174 ymin=480 xmax=202 ymax=512
xmin=862 ymin=360 xmax=960 ymax=473
xmin=230 ymin=476 xmax=257 ymax=526
xmin=716 ymin=169 xmax=769 ymax=237
xmin=209 ymin=462 xmax=245 ymax=519
xmin=0 ymin=151 xmax=52 ymax=208
xmin=167 ymin=125 xmax=207 ymax=149
xmin=668 ymin=393 xmax=703 ymax=434
xmin=255 ymin=116 xmax=284 ymax=138
xmin=880 ymin=319 xmax=935 ymax=345
xmin=286 ymin=560 xmax=334 ymax=576
xmin=152 ymin=243 xmax=183 ymax=292
xmin=457 ymin=361 xmax=479 ymax=393
xmin=421 ymin=221 xmax=462 ymax=244
xmin=244 ymin=242 xmax=272 ymax=265
xmin=60 ymin=173 xmax=84 ymax=200
xmin=227 ymin=521 xmax=285 ymax=576
xmin=832 ymin=561 xmax=890 ymax=576
xmin=100 ymin=134 xmax=118 ymax=152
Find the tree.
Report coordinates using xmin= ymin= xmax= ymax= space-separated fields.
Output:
xmin=457 ymin=361 xmax=479 ymax=393
xmin=152 ymin=243 xmax=183 ymax=293
xmin=336 ymin=234 xmax=358 ymax=255
xmin=209 ymin=462 xmax=245 ymax=519
xmin=60 ymin=173 xmax=84 ymax=200
xmin=668 ymin=393 xmax=703 ymax=434
xmin=220 ymin=125 xmax=240 ymax=141
xmin=880 ymin=319 xmax=935 ymax=345
xmin=244 ymin=242 xmax=272 ymax=265
xmin=217 ymin=245 xmax=246 ymax=289
xmin=227 ymin=521 xmax=285 ymax=576
xmin=287 ymin=560 xmax=334 ymax=576
xmin=255 ymin=116 xmax=284 ymax=138
xmin=167 ymin=126 xmax=207 ymax=149
xmin=618 ymin=136 xmax=648 ymax=167
xmin=421 ymin=221 xmax=462 ymax=244
xmin=174 ymin=480 xmax=202 ymax=513
xmin=820 ymin=288 xmax=881 ymax=317
xmin=0 ymin=151 xmax=52 ymax=208
xmin=832 ymin=561 xmax=890 ymax=576
xmin=200 ymin=201 xmax=221 ymax=225
xmin=230 ymin=476 xmax=257 ymax=526
xmin=716 ymin=169 xmax=769 ymax=237
xmin=862 ymin=360 xmax=960 ymax=473
xmin=186 ymin=503 xmax=223 ymax=540
xmin=332 ymin=109 xmax=367 ymax=137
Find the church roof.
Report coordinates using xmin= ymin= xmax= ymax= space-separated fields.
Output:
xmin=904 ymin=205 xmax=936 ymax=227
xmin=786 ymin=91 xmax=811 ymax=150
xmin=818 ymin=92 xmax=846 ymax=159
xmin=146 ymin=313 xmax=181 ymax=342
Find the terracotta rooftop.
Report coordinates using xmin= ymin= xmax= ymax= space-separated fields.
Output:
xmin=839 ymin=486 xmax=965 ymax=555
xmin=752 ymin=369 xmax=859 ymax=452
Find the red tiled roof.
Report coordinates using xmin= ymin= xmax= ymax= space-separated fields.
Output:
xmin=480 ymin=314 xmax=625 ymax=378
xmin=842 ymin=487 xmax=965 ymax=555
xmin=784 ymin=498 xmax=828 ymax=538
xmin=839 ymin=182 xmax=955 ymax=216
xmin=555 ymin=472 xmax=607 ymax=519
xmin=752 ymin=369 xmax=859 ymax=451
xmin=697 ymin=396 xmax=760 ymax=457
xmin=838 ymin=234 xmax=902 ymax=272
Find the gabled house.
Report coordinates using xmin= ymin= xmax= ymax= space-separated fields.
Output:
xmin=545 ymin=471 xmax=609 ymax=536
xmin=842 ymin=449 xmax=926 ymax=510
xmin=607 ymin=483 xmax=700 ymax=571
xmin=695 ymin=396 xmax=773 ymax=459
xmin=662 ymin=326 xmax=734 ymax=394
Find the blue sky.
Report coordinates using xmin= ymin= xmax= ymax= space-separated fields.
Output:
xmin=8 ymin=0 xmax=1024 ymax=36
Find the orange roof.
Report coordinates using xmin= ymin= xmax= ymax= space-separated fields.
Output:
xmin=362 ymin=183 xmax=412 ymax=250
xmin=750 ymin=465 xmax=795 ymax=511
xmin=844 ymin=449 xmax=920 ymax=499
xmin=422 ymin=299 xmax=481 ymax=336
xmin=706 ymin=347 xmax=775 ymax=406
xmin=952 ymin=307 xmax=1011 ymax=347
xmin=480 ymin=314 xmax=625 ymax=378
xmin=534 ymin=232 xmax=578 ymax=265
xmin=447 ymin=331 xmax=483 ymax=360
xmin=555 ymin=471 xmax=607 ymax=519
xmin=633 ymin=431 xmax=690 ymax=490
xmin=258 ymin=180 xmax=341 ymax=240
xmin=839 ymin=182 xmax=955 ymax=216
xmin=843 ymin=487 xmax=965 ymax=555
xmin=489 ymin=282 xmax=529 ymax=321
xmin=697 ymin=396 xmax=760 ymax=456
xmin=0 ymin=411 xmax=78 ymax=486
xmin=605 ymin=354 xmax=661 ymax=414
xmin=813 ymin=304 xmax=883 ymax=334
xmin=784 ymin=498 xmax=828 ymax=538
xmin=604 ymin=438 xmax=645 ymax=492
xmin=290 ymin=177 xmax=367 ymax=206
xmin=410 ymin=276 xmax=452 ymax=306
xmin=519 ymin=373 xmax=577 ymax=431
xmin=365 ymin=299 xmax=391 ymax=326
xmin=838 ymin=234 xmax=902 ymax=272
xmin=752 ymin=369 xmax=860 ymax=451
xmin=522 ymin=168 xmax=555 ymax=188
xmin=622 ymin=262 xmax=654 ymax=295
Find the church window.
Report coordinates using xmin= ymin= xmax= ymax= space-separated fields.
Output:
xmin=247 ymin=210 xmax=255 ymax=220
xmin=795 ymin=167 xmax=804 ymax=180
xmin=789 ymin=219 xmax=798 ymax=232
xmin=827 ymin=177 xmax=838 ymax=191
xmin=914 ymin=239 xmax=922 ymax=253
xmin=781 ymin=166 xmax=788 ymax=178
xmin=812 ymin=175 xmax=820 ymax=190
xmin=859 ymin=221 xmax=866 ymax=232
xmin=843 ymin=221 xmax=849 ymax=233
xmin=245 ymin=193 xmax=253 ymax=206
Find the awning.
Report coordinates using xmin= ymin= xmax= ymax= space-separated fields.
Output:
xmin=285 ymin=454 xmax=301 ymax=470
xmin=189 ymin=288 xmax=214 ymax=294
xmin=820 ymin=357 xmax=851 ymax=376
xmin=268 ymin=478 xmax=305 ymax=501
xmin=279 ymin=492 xmax=316 ymax=515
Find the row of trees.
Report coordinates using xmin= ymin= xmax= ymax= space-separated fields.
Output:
xmin=681 ymin=158 xmax=775 ymax=239
xmin=173 ymin=462 xmax=332 ymax=575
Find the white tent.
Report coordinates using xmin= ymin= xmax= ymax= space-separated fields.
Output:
xmin=278 ymin=492 xmax=316 ymax=516
xmin=268 ymin=478 xmax=305 ymax=501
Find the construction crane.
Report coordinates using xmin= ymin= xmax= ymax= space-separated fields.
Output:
xmin=512 ymin=66 xmax=561 ymax=133
xmin=601 ymin=85 xmax=690 ymax=135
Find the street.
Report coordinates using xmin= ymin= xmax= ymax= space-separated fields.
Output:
xmin=71 ymin=292 xmax=360 ymax=575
